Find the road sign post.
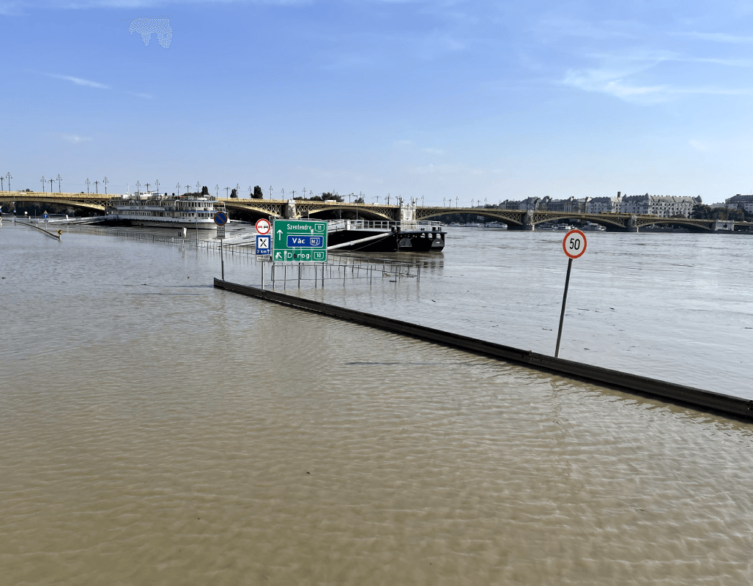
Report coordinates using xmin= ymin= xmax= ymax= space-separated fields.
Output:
xmin=272 ymin=219 xmax=327 ymax=264
xmin=214 ymin=212 xmax=228 ymax=280
xmin=555 ymin=229 xmax=587 ymax=358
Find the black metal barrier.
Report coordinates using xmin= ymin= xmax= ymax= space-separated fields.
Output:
xmin=214 ymin=278 xmax=753 ymax=422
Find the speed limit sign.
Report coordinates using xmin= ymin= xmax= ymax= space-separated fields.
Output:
xmin=555 ymin=228 xmax=588 ymax=359
xmin=562 ymin=229 xmax=587 ymax=259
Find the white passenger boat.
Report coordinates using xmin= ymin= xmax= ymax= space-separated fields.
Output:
xmin=105 ymin=191 xmax=225 ymax=230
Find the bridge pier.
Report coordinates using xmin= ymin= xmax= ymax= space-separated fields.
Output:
xmin=522 ymin=211 xmax=535 ymax=231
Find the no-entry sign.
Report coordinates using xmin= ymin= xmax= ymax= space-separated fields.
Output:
xmin=256 ymin=218 xmax=271 ymax=235
xmin=562 ymin=229 xmax=587 ymax=259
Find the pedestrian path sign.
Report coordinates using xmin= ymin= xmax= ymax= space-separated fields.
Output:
xmin=272 ymin=219 xmax=327 ymax=263
xmin=256 ymin=234 xmax=271 ymax=255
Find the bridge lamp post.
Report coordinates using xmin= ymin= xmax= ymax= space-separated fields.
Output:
xmin=155 ymin=180 xmax=160 ymax=194
xmin=215 ymin=185 xmax=219 ymax=198
xmin=40 ymin=176 xmax=46 ymax=193
xmin=49 ymin=179 xmax=54 ymax=193
xmin=269 ymin=185 xmax=273 ymax=199
xmin=6 ymin=173 xmax=11 ymax=192
xmin=225 ymin=187 xmax=230 ymax=198
xmin=196 ymin=182 xmax=201 ymax=194
xmin=135 ymin=181 xmax=140 ymax=194
xmin=87 ymin=178 xmax=92 ymax=194
xmin=0 ymin=177 xmax=3 ymax=191
xmin=56 ymin=175 xmax=62 ymax=192
xmin=145 ymin=182 xmax=150 ymax=192
xmin=248 ymin=186 xmax=253 ymax=198
xmin=94 ymin=180 xmax=100 ymax=194
xmin=176 ymin=183 xmax=181 ymax=195
xmin=455 ymin=197 xmax=458 ymax=207
xmin=103 ymin=177 xmax=109 ymax=194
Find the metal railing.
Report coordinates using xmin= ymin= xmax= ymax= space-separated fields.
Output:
xmin=59 ymin=224 xmax=422 ymax=284
xmin=327 ymin=219 xmax=443 ymax=232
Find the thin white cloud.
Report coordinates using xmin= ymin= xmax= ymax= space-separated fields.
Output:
xmin=49 ymin=74 xmax=110 ymax=89
xmin=129 ymin=91 xmax=153 ymax=99
xmin=563 ymin=68 xmax=667 ymax=102
xmin=681 ymin=32 xmax=753 ymax=44
xmin=58 ymin=134 xmax=93 ymax=144
xmin=423 ymin=147 xmax=444 ymax=155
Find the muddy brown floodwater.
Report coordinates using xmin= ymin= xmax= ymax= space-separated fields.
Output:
xmin=1 ymin=224 xmax=752 ymax=585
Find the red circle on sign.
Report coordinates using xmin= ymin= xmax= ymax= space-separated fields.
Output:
xmin=255 ymin=219 xmax=271 ymax=235
xmin=562 ymin=229 xmax=587 ymax=259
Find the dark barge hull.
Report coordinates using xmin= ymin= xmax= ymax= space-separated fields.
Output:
xmin=328 ymin=229 xmax=446 ymax=252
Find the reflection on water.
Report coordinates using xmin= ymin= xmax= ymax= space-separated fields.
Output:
xmin=1 ymin=225 xmax=753 ymax=585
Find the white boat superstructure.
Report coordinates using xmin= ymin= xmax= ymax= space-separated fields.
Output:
xmin=105 ymin=191 xmax=225 ymax=229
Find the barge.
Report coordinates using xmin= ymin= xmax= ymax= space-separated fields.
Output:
xmin=327 ymin=220 xmax=446 ymax=253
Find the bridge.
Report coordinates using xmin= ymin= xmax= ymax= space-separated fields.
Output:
xmin=2 ymin=191 xmax=751 ymax=232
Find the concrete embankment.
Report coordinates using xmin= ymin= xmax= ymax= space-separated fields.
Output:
xmin=214 ymin=278 xmax=753 ymax=422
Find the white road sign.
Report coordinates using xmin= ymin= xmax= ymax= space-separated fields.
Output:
xmin=562 ymin=229 xmax=587 ymax=259
xmin=256 ymin=218 xmax=271 ymax=235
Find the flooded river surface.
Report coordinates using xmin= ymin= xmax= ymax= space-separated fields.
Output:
xmin=2 ymin=223 xmax=753 ymax=585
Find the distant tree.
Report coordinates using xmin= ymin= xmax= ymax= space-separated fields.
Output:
xmin=312 ymin=191 xmax=344 ymax=202
xmin=691 ymin=204 xmax=712 ymax=219
xmin=253 ymin=185 xmax=263 ymax=199
xmin=201 ymin=185 xmax=209 ymax=196
xmin=230 ymin=188 xmax=238 ymax=198
xmin=354 ymin=196 xmax=365 ymax=204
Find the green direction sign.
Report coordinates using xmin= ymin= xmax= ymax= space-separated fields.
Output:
xmin=272 ymin=219 xmax=328 ymax=263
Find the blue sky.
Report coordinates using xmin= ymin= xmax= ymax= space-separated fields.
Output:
xmin=2 ymin=0 xmax=753 ymax=203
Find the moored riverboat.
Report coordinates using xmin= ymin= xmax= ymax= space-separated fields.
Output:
xmin=105 ymin=191 xmax=225 ymax=230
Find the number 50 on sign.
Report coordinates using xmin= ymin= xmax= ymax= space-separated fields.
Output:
xmin=563 ymin=229 xmax=587 ymax=259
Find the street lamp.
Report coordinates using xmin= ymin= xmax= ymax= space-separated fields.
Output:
xmin=145 ymin=182 xmax=150 ymax=192
xmin=455 ymin=197 xmax=458 ymax=207
xmin=94 ymin=180 xmax=100 ymax=194
xmin=49 ymin=178 xmax=54 ymax=192
xmin=215 ymin=184 xmax=219 ymax=198
xmin=248 ymin=186 xmax=253 ymax=198
xmin=196 ymin=182 xmax=201 ymax=193
xmin=56 ymin=174 xmax=62 ymax=192
xmin=225 ymin=187 xmax=230 ymax=198
xmin=155 ymin=180 xmax=160 ymax=194
xmin=135 ymin=181 xmax=140 ymax=194
xmin=176 ymin=183 xmax=181 ymax=195
xmin=40 ymin=176 xmax=46 ymax=192
xmin=103 ymin=177 xmax=109 ymax=194
xmin=235 ymin=183 xmax=240 ymax=198
xmin=6 ymin=173 xmax=11 ymax=192
xmin=443 ymin=198 xmax=446 ymax=206
xmin=270 ymin=185 xmax=273 ymax=199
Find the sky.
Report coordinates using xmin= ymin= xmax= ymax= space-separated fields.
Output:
xmin=2 ymin=0 xmax=753 ymax=204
